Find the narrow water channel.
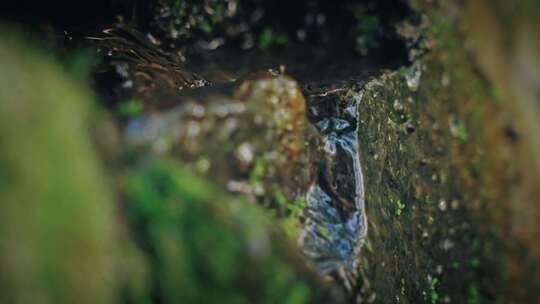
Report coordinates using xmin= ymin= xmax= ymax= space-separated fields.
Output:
xmin=300 ymin=84 xmax=367 ymax=293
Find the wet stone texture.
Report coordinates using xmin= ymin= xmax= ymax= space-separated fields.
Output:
xmin=351 ymin=54 xmax=528 ymax=302
xmin=353 ymin=64 xmax=468 ymax=303
xmin=124 ymin=72 xmax=316 ymax=216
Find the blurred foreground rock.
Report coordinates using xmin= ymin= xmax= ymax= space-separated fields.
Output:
xmin=0 ymin=32 xmax=118 ymax=304
xmin=0 ymin=32 xmax=344 ymax=304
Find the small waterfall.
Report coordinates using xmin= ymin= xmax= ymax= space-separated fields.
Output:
xmin=300 ymin=86 xmax=367 ymax=293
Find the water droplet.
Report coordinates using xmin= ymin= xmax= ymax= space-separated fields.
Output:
xmin=438 ymin=199 xmax=447 ymax=211
xmin=441 ymin=239 xmax=454 ymax=251
xmin=235 ymin=142 xmax=254 ymax=165
xmin=393 ymin=99 xmax=404 ymax=111
xmin=403 ymin=65 xmax=422 ymax=91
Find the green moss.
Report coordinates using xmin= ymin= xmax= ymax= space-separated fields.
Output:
xmin=200 ymin=20 xmax=213 ymax=34
xmin=356 ymin=47 xmax=501 ymax=302
xmin=274 ymin=187 xmax=289 ymax=207
xmin=430 ymin=277 xmax=439 ymax=304
xmin=122 ymin=157 xmax=332 ymax=303
xmin=467 ymin=284 xmax=480 ymax=304
xmin=259 ymin=27 xmax=274 ymax=49
xmin=117 ymin=99 xmax=144 ymax=117
xmin=282 ymin=196 xmax=307 ymax=239
xmin=285 ymin=283 xmax=311 ymax=304
xmin=249 ymin=156 xmax=266 ymax=186
xmin=258 ymin=27 xmax=289 ymax=49
xmin=213 ymin=3 xmax=225 ymax=19
xmin=0 ymin=31 xmax=117 ymax=304
xmin=395 ymin=199 xmax=406 ymax=216
xmin=469 ymin=257 xmax=481 ymax=268
xmin=63 ymin=49 xmax=96 ymax=81
xmin=273 ymin=186 xmax=306 ymax=238
xmin=431 ymin=290 xmax=439 ymax=304
xmin=489 ymin=86 xmax=503 ymax=104
xmin=455 ymin=121 xmax=469 ymax=144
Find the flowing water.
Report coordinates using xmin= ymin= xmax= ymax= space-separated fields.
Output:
xmin=300 ymin=85 xmax=367 ymax=293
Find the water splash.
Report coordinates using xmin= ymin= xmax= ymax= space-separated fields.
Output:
xmin=403 ymin=65 xmax=422 ymax=91
xmin=300 ymin=88 xmax=367 ymax=292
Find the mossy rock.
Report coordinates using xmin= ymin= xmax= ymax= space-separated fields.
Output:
xmin=0 ymin=31 xmax=118 ymax=304
xmin=121 ymin=156 xmax=344 ymax=303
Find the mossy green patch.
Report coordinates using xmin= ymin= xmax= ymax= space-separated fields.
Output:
xmin=395 ymin=199 xmax=406 ymax=216
xmin=117 ymin=99 xmax=144 ymax=117
xmin=122 ymin=157 xmax=335 ymax=303
xmin=258 ymin=27 xmax=289 ymax=49
xmin=0 ymin=31 xmax=117 ymax=304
